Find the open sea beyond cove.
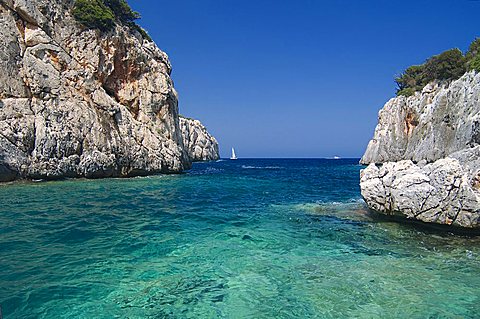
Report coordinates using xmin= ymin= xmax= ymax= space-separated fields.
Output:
xmin=0 ymin=159 xmax=479 ymax=318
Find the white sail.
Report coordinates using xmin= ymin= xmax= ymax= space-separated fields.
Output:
xmin=230 ymin=147 xmax=237 ymax=160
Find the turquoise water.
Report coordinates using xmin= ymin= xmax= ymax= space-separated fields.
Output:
xmin=0 ymin=159 xmax=479 ymax=318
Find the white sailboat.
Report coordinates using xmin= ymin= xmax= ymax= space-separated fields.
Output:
xmin=230 ymin=147 xmax=237 ymax=160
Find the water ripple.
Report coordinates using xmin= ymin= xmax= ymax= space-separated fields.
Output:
xmin=0 ymin=159 xmax=479 ymax=318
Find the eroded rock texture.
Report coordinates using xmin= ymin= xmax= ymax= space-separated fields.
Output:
xmin=0 ymin=0 xmax=218 ymax=181
xmin=180 ymin=117 xmax=219 ymax=162
xmin=360 ymin=72 xmax=480 ymax=228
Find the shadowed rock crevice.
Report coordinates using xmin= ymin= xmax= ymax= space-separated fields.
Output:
xmin=404 ymin=111 xmax=418 ymax=136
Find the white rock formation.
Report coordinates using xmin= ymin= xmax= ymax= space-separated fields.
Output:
xmin=0 ymin=0 xmax=218 ymax=181
xmin=180 ymin=117 xmax=219 ymax=161
xmin=360 ymin=72 xmax=480 ymax=229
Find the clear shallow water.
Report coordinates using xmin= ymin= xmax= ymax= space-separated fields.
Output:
xmin=0 ymin=159 xmax=479 ymax=318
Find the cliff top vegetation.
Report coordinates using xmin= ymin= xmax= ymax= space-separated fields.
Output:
xmin=395 ymin=38 xmax=480 ymax=96
xmin=72 ymin=0 xmax=151 ymax=41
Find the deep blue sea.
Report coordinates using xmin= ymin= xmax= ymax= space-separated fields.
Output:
xmin=1 ymin=159 xmax=479 ymax=318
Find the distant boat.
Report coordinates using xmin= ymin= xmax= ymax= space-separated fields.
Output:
xmin=333 ymin=156 xmax=341 ymax=159
xmin=230 ymin=147 xmax=237 ymax=160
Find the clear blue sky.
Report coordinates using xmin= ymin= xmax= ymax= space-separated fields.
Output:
xmin=130 ymin=0 xmax=478 ymax=158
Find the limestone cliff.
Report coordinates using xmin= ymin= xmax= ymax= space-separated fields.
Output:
xmin=360 ymin=72 xmax=480 ymax=228
xmin=0 ymin=0 xmax=218 ymax=181
xmin=180 ymin=117 xmax=219 ymax=162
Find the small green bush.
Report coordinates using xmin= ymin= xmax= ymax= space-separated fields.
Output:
xmin=395 ymin=45 xmax=471 ymax=96
xmin=468 ymin=55 xmax=480 ymax=72
xmin=103 ymin=0 xmax=139 ymax=23
xmin=466 ymin=38 xmax=480 ymax=59
xmin=423 ymin=48 xmax=465 ymax=81
xmin=467 ymin=38 xmax=480 ymax=71
xmin=73 ymin=0 xmax=151 ymax=41
xmin=396 ymin=87 xmax=416 ymax=97
xmin=395 ymin=65 xmax=425 ymax=94
xmin=72 ymin=0 xmax=115 ymax=32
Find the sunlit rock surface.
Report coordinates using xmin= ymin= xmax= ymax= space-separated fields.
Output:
xmin=361 ymin=72 xmax=480 ymax=228
xmin=0 ymin=0 xmax=218 ymax=181
xmin=180 ymin=117 xmax=219 ymax=162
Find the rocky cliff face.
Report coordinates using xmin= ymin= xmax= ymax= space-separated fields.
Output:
xmin=0 ymin=0 xmax=218 ymax=181
xmin=180 ymin=117 xmax=219 ymax=161
xmin=360 ymin=72 xmax=480 ymax=228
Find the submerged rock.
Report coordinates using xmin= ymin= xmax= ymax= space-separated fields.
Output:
xmin=360 ymin=72 xmax=480 ymax=229
xmin=0 ymin=0 xmax=218 ymax=181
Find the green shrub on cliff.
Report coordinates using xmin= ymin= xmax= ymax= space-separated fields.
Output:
xmin=103 ymin=0 xmax=139 ymax=23
xmin=466 ymin=38 xmax=480 ymax=72
xmin=395 ymin=48 xmax=466 ymax=96
xmin=395 ymin=65 xmax=425 ymax=94
xmin=72 ymin=0 xmax=151 ymax=41
xmin=395 ymin=87 xmax=416 ymax=97
xmin=423 ymin=49 xmax=466 ymax=81
xmin=72 ymin=0 xmax=115 ymax=32
xmin=395 ymin=39 xmax=480 ymax=96
xmin=466 ymin=38 xmax=480 ymax=59
xmin=468 ymin=55 xmax=480 ymax=72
